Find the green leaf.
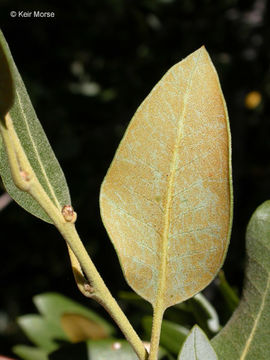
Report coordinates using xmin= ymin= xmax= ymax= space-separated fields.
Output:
xmin=17 ymin=314 xmax=67 ymax=352
xmin=100 ymin=46 xmax=233 ymax=310
xmin=118 ymin=291 xmax=152 ymax=313
xmin=49 ymin=339 xmax=171 ymax=360
xmin=188 ymin=293 xmax=220 ymax=334
xmin=34 ymin=292 xmax=114 ymax=337
xmin=143 ymin=316 xmax=188 ymax=355
xmin=178 ymin=325 xmax=218 ymax=360
xmin=83 ymin=340 xmax=139 ymax=360
xmin=0 ymin=30 xmax=14 ymax=118
xmin=166 ymin=302 xmax=195 ymax=327
xmin=0 ymin=30 xmax=70 ymax=223
xmin=12 ymin=345 xmax=48 ymax=360
xmin=212 ymin=200 xmax=270 ymax=359
xmin=217 ymin=270 xmax=239 ymax=314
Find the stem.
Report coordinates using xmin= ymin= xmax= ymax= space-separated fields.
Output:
xmin=56 ymin=221 xmax=148 ymax=360
xmin=149 ymin=303 xmax=164 ymax=360
xmin=1 ymin=114 xmax=148 ymax=360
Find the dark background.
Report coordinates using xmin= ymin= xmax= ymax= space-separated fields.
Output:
xmin=1 ymin=0 xmax=270 ymax=356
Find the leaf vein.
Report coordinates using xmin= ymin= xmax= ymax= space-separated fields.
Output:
xmin=104 ymin=194 xmax=162 ymax=237
xmin=239 ymin=269 xmax=270 ymax=359
xmin=15 ymin=89 xmax=61 ymax=210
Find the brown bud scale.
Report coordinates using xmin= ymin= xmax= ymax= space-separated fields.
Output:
xmin=62 ymin=205 xmax=77 ymax=223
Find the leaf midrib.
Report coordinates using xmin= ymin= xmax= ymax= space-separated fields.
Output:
xmin=157 ymin=51 xmax=202 ymax=308
xmin=194 ymin=327 xmax=198 ymax=359
xmin=15 ymin=89 xmax=61 ymax=210
xmin=239 ymin=261 xmax=270 ymax=359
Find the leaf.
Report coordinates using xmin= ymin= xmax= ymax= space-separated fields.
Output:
xmin=0 ymin=31 xmax=14 ymax=177
xmin=49 ymin=339 xmax=170 ymax=360
xmin=178 ymin=325 xmax=218 ymax=360
xmin=17 ymin=314 xmax=67 ymax=352
xmin=166 ymin=303 xmax=195 ymax=329
xmin=142 ymin=316 xmax=188 ymax=354
xmin=100 ymin=46 xmax=232 ymax=309
xmin=34 ymin=292 xmax=114 ymax=337
xmin=217 ymin=270 xmax=239 ymax=314
xmin=77 ymin=340 xmax=139 ymax=360
xmin=61 ymin=313 xmax=109 ymax=342
xmin=0 ymin=30 xmax=70 ymax=223
xmin=12 ymin=345 xmax=48 ymax=360
xmin=188 ymin=293 xmax=220 ymax=334
xmin=0 ymin=31 xmax=14 ymax=119
xmin=212 ymin=200 xmax=270 ymax=359
xmin=118 ymin=291 xmax=153 ymax=313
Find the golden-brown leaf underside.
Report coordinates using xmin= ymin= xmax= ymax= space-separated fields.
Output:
xmin=100 ymin=46 xmax=232 ymax=310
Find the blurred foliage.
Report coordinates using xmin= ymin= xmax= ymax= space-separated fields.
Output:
xmin=1 ymin=0 xmax=270 ymax=356
xmin=12 ymin=291 xmax=228 ymax=359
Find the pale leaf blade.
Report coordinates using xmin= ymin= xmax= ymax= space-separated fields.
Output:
xmin=33 ymin=292 xmax=114 ymax=337
xmin=0 ymin=30 xmax=70 ymax=223
xmin=100 ymin=46 xmax=232 ymax=308
xmin=17 ymin=314 xmax=66 ymax=352
xmin=189 ymin=293 xmax=220 ymax=334
xmin=212 ymin=200 xmax=270 ymax=360
xmin=13 ymin=345 xmax=48 ymax=360
xmin=49 ymin=339 xmax=171 ymax=360
xmin=178 ymin=325 xmax=218 ymax=360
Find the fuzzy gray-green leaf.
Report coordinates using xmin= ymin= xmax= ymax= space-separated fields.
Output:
xmin=178 ymin=325 xmax=218 ymax=360
xmin=212 ymin=200 xmax=270 ymax=359
xmin=0 ymin=31 xmax=13 ymax=118
xmin=0 ymin=30 xmax=70 ymax=223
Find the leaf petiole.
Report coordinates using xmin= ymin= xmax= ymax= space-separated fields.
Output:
xmin=149 ymin=302 xmax=164 ymax=360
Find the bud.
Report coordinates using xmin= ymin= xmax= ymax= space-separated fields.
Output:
xmin=62 ymin=205 xmax=77 ymax=223
xmin=20 ymin=170 xmax=31 ymax=182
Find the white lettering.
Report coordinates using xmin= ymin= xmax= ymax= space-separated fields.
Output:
xmin=34 ymin=11 xmax=55 ymax=17
xmin=18 ymin=11 xmax=32 ymax=17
